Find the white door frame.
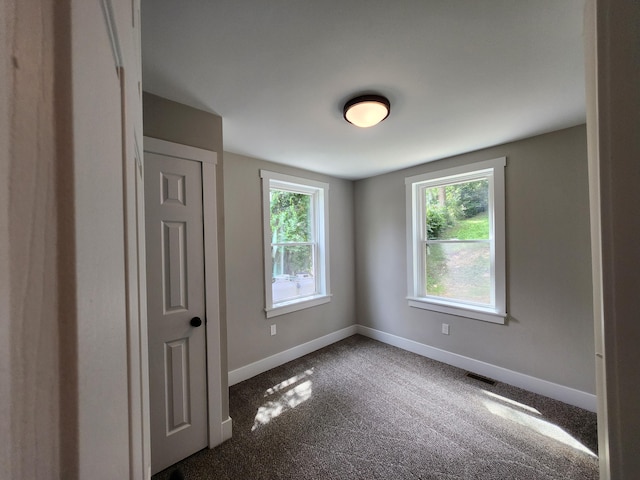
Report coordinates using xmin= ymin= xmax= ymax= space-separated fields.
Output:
xmin=143 ymin=136 xmax=227 ymax=449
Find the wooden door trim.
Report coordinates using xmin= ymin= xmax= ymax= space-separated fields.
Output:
xmin=144 ymin=136 xmax=217 ymax=165
xmin=202 ymin=160 xmax=226 ymax=447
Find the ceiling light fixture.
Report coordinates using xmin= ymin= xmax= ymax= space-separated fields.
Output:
xmin=343 ymin=94 xmax=390 ymax=128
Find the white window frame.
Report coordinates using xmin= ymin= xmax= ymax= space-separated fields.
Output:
xmin=261 ymin=170 xmax=331 ymax=318
xmin=405 ymin=157 xmax=506 ymax=324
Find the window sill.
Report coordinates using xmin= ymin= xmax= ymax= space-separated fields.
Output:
xmin=407 ymin=297 xmax=506 ymax=324
xmin=266 ymin=294 xmax=332 ymax=318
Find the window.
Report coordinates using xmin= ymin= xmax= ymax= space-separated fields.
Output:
xmin=406 ymin=157 xmax=506 ymax=323
xmin=261 ymin=170 xmax=331 ymax=318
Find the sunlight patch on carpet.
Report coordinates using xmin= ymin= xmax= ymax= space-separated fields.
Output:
xmin=482 ymin=396 xmax=597 ymax=458
xmin=482 ymin=390 xmax=541 ymax=415
xmin=252 ymin=370 xmax=315 ymax=431
xmin=264 ymin=368 xmax=314 ymax=397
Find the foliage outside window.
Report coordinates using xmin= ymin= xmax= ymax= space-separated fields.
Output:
xmin=406 ymin=158 xmax=506 ymax=324
xmin=261 ymin=170 xmax=330 ymax=318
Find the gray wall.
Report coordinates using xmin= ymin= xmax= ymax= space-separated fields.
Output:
xmin=355 ymin=125 xmax=595 ymax=393
xmin=224 ymin=152 xmax=356 ymax=371
xmin=143 ymin=92 xmax=223 ymax=151
xmin=142 ymin=92 xmax=230 ymax=417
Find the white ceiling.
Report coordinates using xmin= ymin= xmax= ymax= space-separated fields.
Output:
xmin=141 ymin=0 xmax=586 ymax=180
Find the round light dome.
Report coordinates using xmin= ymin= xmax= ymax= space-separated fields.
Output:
xmin=343 ymin=95 xmax=390 ymax=128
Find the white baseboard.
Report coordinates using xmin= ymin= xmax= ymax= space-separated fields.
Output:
xmin=228 ymin=325 xmax=358 ymax=386
xmin=356 ymin=325 xmax=597 ymax=412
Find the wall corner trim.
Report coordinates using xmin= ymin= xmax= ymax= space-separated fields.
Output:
xmin=356 ymin=325 xmax=597 ymax=412
xmin=228 ymin=325 xmax=357 ymax=386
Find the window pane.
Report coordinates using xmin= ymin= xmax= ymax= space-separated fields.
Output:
xmin=271 ymin=244 xmax=316 ymax=303
xmin=425 ymin=242 xmax=491 ymax=305
xmin=270 ymin=190 xmax=312 ymax=243
xmin=424 ymin=179 xmax=489 ymax=240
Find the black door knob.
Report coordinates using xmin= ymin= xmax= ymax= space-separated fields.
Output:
xmin=190 ymin=317 xmax=202 ymax=327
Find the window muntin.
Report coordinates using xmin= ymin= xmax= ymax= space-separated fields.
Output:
xmin=261 ymin=171 xmax=330 ymax=317
xmin=406 ymin=158 xmax=506 ymax=323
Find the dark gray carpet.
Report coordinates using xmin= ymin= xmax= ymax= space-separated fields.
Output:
xmin=154 ymin=335 xmax=599 ymax=479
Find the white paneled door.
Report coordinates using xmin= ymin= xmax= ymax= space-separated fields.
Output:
xmin=145 ymin=152 xmax=208 ymax=474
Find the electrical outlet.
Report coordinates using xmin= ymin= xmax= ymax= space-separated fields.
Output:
xmin=442 ymin=323 xmax=450 ymax=335
xmin=270 ymin=324 xmax=277 ymax=336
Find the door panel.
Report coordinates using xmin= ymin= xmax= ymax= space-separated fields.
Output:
xmin=163 ymin=221 xmax=187 ymax=311
xmin=145 ymin=153 xmax=207 ymax=474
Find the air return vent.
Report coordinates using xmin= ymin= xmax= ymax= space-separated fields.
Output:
xmin=466 ymin=372 xmax=496 ymax=386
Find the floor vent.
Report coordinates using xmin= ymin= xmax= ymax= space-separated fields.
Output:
xmin=466 ymin=372 xmax=497 ymax=386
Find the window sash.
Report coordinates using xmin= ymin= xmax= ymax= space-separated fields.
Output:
xmin=419 ymin=174 xmax=496 ymax=309
xmin=269 ymin=188 xmax=319 ymax=305
xmin=271 ymin=244 xmax=318 ymax=303
xmin=422 ymin=240 xmax=494 ymax=306
xmin=417 ymin=172 xmax=496 ymax=304
xmin=270 ymin=241 xmax=319 ymax=299
xmin=270 ymin=188 xmax=314 ymax=244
